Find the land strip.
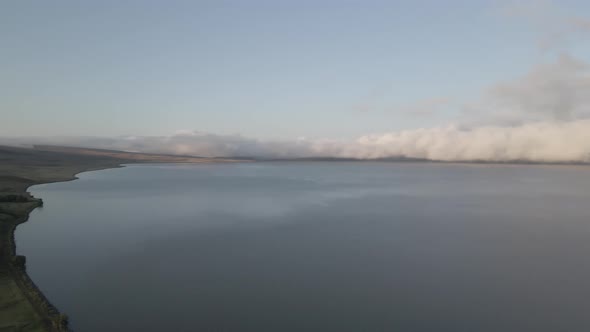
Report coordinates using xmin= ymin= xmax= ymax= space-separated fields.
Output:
xmin=0 ymin=145 xmax=243 ymax=331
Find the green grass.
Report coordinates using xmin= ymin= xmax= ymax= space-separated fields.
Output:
xmin=0 ymin=268 xmax=47 ymax=332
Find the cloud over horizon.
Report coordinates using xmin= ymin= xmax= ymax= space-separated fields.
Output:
xmin=4 ymin=50 xmax=590 ymax=163
xmin=3 ymin=117 xmax=590 ymax=163
xmin=4 ymin=1 xmax=590 ymax=165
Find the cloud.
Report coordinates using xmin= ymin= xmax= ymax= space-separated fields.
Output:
xmin=3 ymin=54 xmax=590 ymax=163
xmin=352 ymin=120 xmax=590 ymax=162
xmin=482 ymin=54 xmax=590 ymax=121
xmin=4 ymin=118 xmax=590 ymax=163
xmin=3 ymin=7 xmax=590 ymax=164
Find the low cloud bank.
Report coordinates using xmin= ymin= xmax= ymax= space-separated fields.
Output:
xmin=3 ymin=119 xmax=590 ymax=163
xmin=3 ymin=54 xmax=590 ymax=163
xmin=353 ymin=120 xmax=590 ymax=162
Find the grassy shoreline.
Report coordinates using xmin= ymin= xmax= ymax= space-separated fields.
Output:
xmin=0 ymin=145 xmax=243 ymax=331
xmin=1 ymin=173 xmax=112 ymax=332
xmin=3 ymin=197 xmax=68 ymax=331
xmin=2 ymin=165 xmax=127 ymax=331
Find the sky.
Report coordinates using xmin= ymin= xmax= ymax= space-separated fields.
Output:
xmin=2 ymin=1 xmax=590 ymax=161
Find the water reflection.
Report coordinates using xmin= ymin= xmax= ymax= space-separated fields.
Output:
xmin=17 ymin=162 xmax=590 ymax=331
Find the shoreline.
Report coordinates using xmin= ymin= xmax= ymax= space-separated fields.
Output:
xmin=0 ymin=145 xmax=247 ymax=331
xmin=7 ymin=161 xmax=231 ymax=331
xmin=7 ymin=199 xmax=69 ymax=331
xmin=5 ymin=163 xmax=126 ymax=332
xmin=25 ymin=164 xmax=127 ymax=190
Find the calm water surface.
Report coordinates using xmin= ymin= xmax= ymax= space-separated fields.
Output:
xmin=17 ymin=162 xmax=590 ymax=331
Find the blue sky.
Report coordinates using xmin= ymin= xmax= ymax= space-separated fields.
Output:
xmin=2 ymin=0 xmax=589 ymax=139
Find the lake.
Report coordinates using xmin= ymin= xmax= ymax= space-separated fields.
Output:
xmin=16 ymin=162 xmax=590 ymax=331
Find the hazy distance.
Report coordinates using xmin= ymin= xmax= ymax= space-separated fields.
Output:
xmin=2 ymin=1 xmax=590 ymax=162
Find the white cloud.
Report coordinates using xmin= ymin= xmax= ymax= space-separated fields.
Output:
xmin=4 ymin=118 xmax=590 ymax=163
xmin=4 ymin=12 xmax=590 ymax=164
xmin=352 ymin=120 xmax=590 ymax=162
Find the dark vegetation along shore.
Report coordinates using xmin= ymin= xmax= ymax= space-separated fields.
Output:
xmin=0 ymin=145 xmax=242 ymax=332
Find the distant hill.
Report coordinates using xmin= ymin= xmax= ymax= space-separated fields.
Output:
xmin=0 ymin=145 xmax=245 ymax=193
